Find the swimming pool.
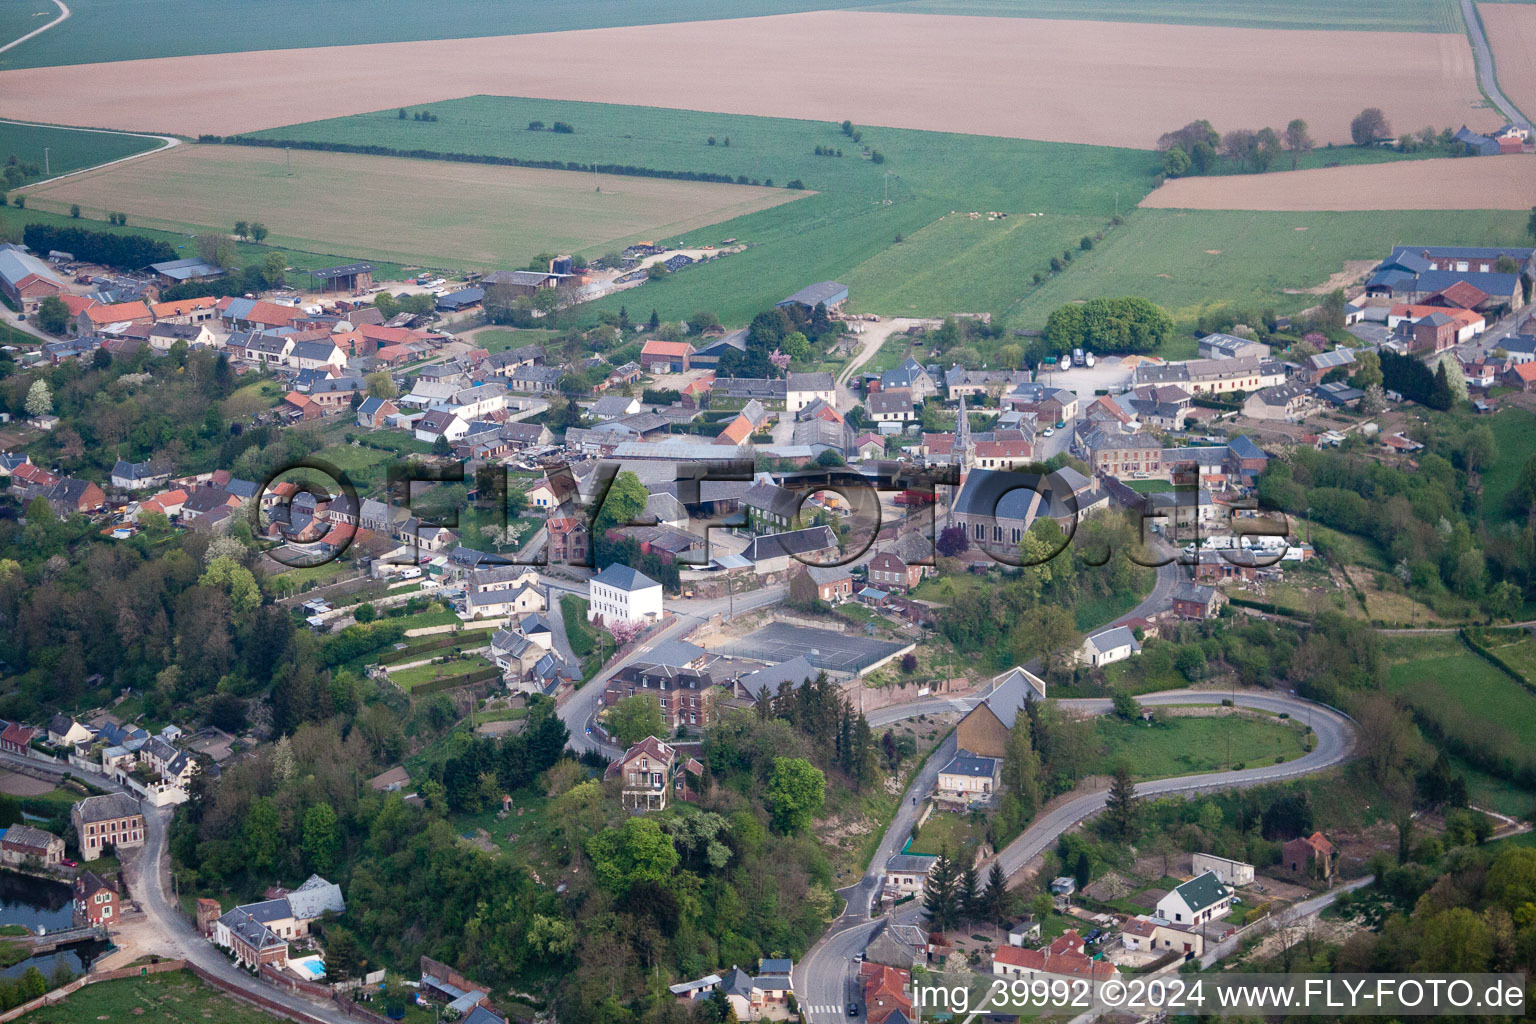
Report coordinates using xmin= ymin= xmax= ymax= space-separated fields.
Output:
xmin=290 ymin=956 xmax=326 ymax=980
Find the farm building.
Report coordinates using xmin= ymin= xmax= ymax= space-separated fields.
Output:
xmin=776 ymin=281 xmax=848 ymax=313
xmin=307 ymin=262 xmax=374 ymax=293
xmin=147 ymin=256 xmax=225 ymax=285
xmin=0 ymin=247 xmax=65 ymax=310
xmin=436 ymin=287 xmax=484 ymax=312
xmin=640 ymin=340 xmax=695 ymax=373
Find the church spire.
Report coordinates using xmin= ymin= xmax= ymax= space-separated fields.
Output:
xmin=955 ymin=392 xmax=971 ymax=457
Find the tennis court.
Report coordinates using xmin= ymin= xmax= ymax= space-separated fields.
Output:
xmin=721 ymin=622 xmax=909 ymax=675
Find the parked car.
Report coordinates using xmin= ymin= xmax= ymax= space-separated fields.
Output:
xmin=847 ymin=1004 xmax=860 ymax=1018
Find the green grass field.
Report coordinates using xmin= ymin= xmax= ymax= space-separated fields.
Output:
xmin=248 ymin=95 xmax=1159 ymax=325
xmin=1384 ymin=634 xmax=1536 ymax=771
xmin=869 ymin=0 xmax=1463 ymax=31
xmin=0 ymin=0 xmax=55 ymax=51
xmin=1097 ymin=711 xmax=1310 ymax=778
xmin=0 ymin=0 xmax=876 ymax=69
xmin=21 ymin=142 xmax=799 ymax=273
xmin=1479 ymin=406 xmax=1536 ymax=524
xmin=0 ymin=121 xmax=161 ymax=184
xmin=1004 ymin=208 xmax=1534 ymax=327
xmin=0 ymin=202 xmax=412 ymax=280
xmin=389 ymin=653 xmax=496 ymax=690
xmin=19 ymin=972 xmax=290 ymax=1024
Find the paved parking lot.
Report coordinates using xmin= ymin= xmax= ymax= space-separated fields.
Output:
xmin=721 ymin=622 xmax=909 ymax=674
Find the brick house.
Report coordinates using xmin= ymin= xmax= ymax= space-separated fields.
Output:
xmin=0 ymin=722 xmax=34 ymax=755
xmin=74 ymin=871 xmax=117 ymax=926
xmin=71 ymin=793 xmax=145 ymax=861
xmin=1282 ymin=831 xmax=1335 ymax=880
xmin=867 ymin=552 xmax=922 ymax=591
xmin=547 ymin=517 xmax=590 ymax=564
xmin=640 ymin=340 xmax=694 ymax=373
xmin=805 ymin=564 xmax=854 ymax=603
xmin=1171 ymin=582 xmax=1224 ymax=620
xmin=0 ymin=823 xmax=64 ymax=867
xmin=604 ymin=736 xmax=701 ymax=811
xmin=1505 ymin=363 xmax=1536 ymax=393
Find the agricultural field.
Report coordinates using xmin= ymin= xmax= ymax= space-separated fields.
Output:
xmin=870 ymin=0 xmax=1465 ymax=31
xmin=1095 ymin=711 xmax=1311 ymax=778
xmin=0 ymin=121 xmax=162 ymax=182
xmin=1141 ymin=155 xmax=1536 ymax=211
xmin=0 ymin=0 xmax=869 ymax=69
xmin=17 ymin=971 xmax=293 ymax=1024
xmin=0 ymin=13 xmax=1494 ymax=148
xmin=18 ymin=143 xmax=802 ymax=272
xmin=1479 ymin=4 xmax=1536 ymax=124
xmin=242 ymin=95 xmax=1156 ymax=325
xmin=0 ymin=202 xmax=412 ymax=281
xmin=1003 ymin=207 xmax=1533 ymax=327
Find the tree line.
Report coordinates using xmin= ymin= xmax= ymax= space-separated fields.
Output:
xmin=22 ymin=223 xmax=174 ymax=270
xmin=207 ymin=136 xmax=785 ymax=188
xmin=1041 ymin=296 xmax=1175 ymax=355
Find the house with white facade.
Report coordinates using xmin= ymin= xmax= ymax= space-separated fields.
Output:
xmin=1155 ymin=871 xmax=1233 ymax=927
xmin=587 ymin=564 xmax=663 ymax=625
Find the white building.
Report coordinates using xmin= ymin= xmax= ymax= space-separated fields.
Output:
xmin=1079 ymin=625 xmax=1141 ymax=668
xmin=936 ymin=749 xmax=1000 ymax=804
xmin=883 ymin=853 xmax=938 ymax=897
xmin=785 ymin=372 xmax=836 ymax=414
xmin=587 ymin=563 xmax=663 ymax=625
xmin=1155 ymin=871 xmax=1233 ymax=927
xmin=1191 ymin=853 xmax=1255 ymax=887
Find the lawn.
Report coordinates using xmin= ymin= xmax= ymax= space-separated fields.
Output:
xmin=18 ymin=971 xmax=290 ymax=1024
xmin=0 ymin=122 xmax=162 ymax=183
xmin=1476 ymin=629 xmax=1536 ymax=684
xmin=465 ymin=328 xmax=560 ymax=354
xmin=1004 ymin=207 xmax=1535 ymax=328
xmin=1096 ymin=710 xmax=1311 ymax=778
xmin=907 ymin=809 xmax=984 ymax=856
xmin=389 ymin=653 xmax=496 ymax=690
xmin=19 ymin=142 xmax=802 ymax=273
xmin=867 ymin=0 xmax=1463 ymax=31
xmin=244 ymin=95 xmax=1161 ymax=325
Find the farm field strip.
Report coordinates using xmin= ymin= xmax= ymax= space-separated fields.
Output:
xmin=870 ymin=0 xmax=1466 ymax=31
xmin=17 ymin=143 xmax=804 ymax=271
xmin=1140 ymin=154 xmax=1536 ymax=211
xmin=1479 ymin=4 xmax=1536 ymax=125
xmin=1383 ymin=635 xmax=1536 ymax=769
xmin=0 ymin=12 xmax=1497 ymax=149
xmin=0 ymin=118 xmax=162 ymax=180
xmin=1000 ymin=207 xmax=1534 ymax=327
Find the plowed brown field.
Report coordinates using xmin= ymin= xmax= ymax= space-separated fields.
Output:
xmin=1139 ymin=154 xmax=1536 ymax=210
xmin=0 ymin=11 xmax=1498 ymax=149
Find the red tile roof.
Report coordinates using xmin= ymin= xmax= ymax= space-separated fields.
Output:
xmin=641 ymin=339 xmax=694 ymax=358
xmin=84 ymin=300 xmax=151 ymax=325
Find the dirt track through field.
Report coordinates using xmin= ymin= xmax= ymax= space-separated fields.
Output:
xmin=0 ymin=11 xmax=1498 ymax=149
xmin=1480 ymin=4 xmax=1536 ymax=126
xmin=1139 ymin=154 xmax=1536 ymax=210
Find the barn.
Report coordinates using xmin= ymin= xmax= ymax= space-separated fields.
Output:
xmin=308 ymin=262 xmax=375 ymax=293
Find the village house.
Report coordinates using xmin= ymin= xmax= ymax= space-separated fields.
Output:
xmin=1243 ymin=384 xmax=1315 ymax=422
xmin=955 ymin=667 xmax=1047 ymax=758
xmin=867 ymin=388 xmax=917 ymax=424
xmin=1079 ymin=624 xmax=1141 ymax=668
xmin=1192 ymin=853 xmax=1255 ymax=886
xmin=803 ymin=564 xmax=854 ymax=603
xmin=993 ymin=930 xmax=1118 ymax=983
xmin=1155 ymin=871 xmax=1234 ymax=926
xmin=1282 ymin=831 xmax=1335 ymax=880
xmin=935 ymin=749 xmax=1001 ymax=804
xmin=640 ymin=339 xmax=694 ymax=373
xmin=74 ymin=871 xmax=118 ymax=926
xmin=859 ymin=962 xmax=912 ymax=1024
xmin=1171 ymin=582 xmax=1224 ymax=620
xmin=0 ymin=823 xmax=64 ymax=867
xmin=604 ymin=736 xmax=701 ymax=811
xmin=71 ymin=793 xmax=145 ymax=861
xmin=883 ymin=853 xmax=938 ymax=898
xmin=867 ymin=551 xmax=922 ymax=592
xmin=1120 ymin=915 xmax=1203 ymax=957
xmin=587 ymin=563 xmax=663 ymax=625
xmin=0 ymin=246 xmax=64 ymax=310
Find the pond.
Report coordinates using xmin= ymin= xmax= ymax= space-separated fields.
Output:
xmin=0 ymin=871 xmax=109 ymax=979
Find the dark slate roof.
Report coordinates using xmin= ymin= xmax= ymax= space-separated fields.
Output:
xmin=742 ymin=525 xmax=838 ymax=561
xmin=1173 ymin=871 xmax=1231 ymax=912
xmin=779 ymin=281 xmax=847 ymax=307
xmin=941 ymin=749 xmax=998 ymax=778
xmin=591 ymin=563 xmax=660 ymax=592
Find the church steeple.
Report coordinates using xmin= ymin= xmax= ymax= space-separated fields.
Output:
xmin=955 ymin=392 xmax=971 ymax=459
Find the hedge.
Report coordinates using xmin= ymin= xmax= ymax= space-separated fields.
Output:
xmin=408 ymin=666 xmax=502 ymax=696
xmin=375 ymin=628 xmax=498 ymax=665
xmin=208 ymin=136 xmax=774 ymax=187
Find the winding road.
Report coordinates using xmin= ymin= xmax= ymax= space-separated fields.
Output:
xmin=793 ymin=688 xmax=1355 ymax=1023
